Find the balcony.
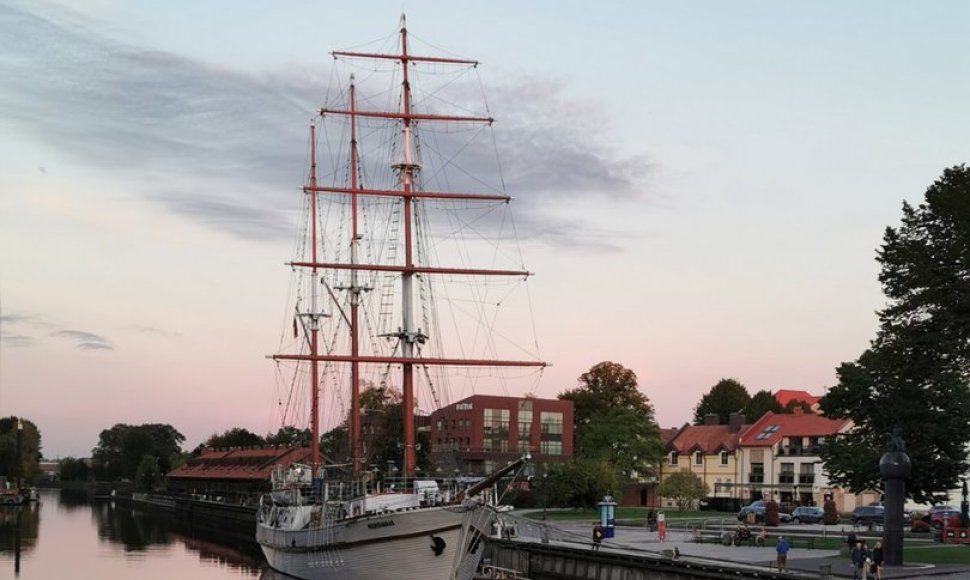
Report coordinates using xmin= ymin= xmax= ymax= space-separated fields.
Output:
xmin=779 ymin=474 xmax=795 ymax=484
xmin=748 ymin=474 xmax=764 ymax=483
xmin=799 ymin=474 xmax=815 ymax=485
xmin=777 ymin=446 xmax=821 ymax=456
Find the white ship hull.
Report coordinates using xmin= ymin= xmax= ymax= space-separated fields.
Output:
xmin=257 ymin=503 xmax=494 ymax=580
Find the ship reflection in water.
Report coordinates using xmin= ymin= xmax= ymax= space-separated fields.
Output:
xmin=0 ymin=489 xmax=265 ymax=578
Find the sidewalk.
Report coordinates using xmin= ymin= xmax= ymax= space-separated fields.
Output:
xmin=542 ymin=522 xmax=970 ymax=578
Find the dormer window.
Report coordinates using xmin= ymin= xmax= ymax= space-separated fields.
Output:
xmin=720 ymin=450 xmax=729 ymax=465
xmin=694 ymin=450 xmax=703 ymax=465
xmin=669 ymin=451 xmax=678 ymax=465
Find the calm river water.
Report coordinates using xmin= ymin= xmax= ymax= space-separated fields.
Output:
xmin=0 ymin=489 xmax=284 ymax=580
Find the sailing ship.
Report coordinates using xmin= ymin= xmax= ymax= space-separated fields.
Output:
xmin=256 ymin=16 xmax=546 ymax=580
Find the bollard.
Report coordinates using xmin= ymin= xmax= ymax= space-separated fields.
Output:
xmin=819 ymin=563 xmax=832 ymax=578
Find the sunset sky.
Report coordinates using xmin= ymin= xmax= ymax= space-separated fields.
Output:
xmin=1 ymin=0 xmax=968 ymax=458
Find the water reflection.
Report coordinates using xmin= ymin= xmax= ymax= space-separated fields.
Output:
xmin=0 ymin=490 xmax=265 ymax=578
xmin=0 ymin=503 xmax=39 ymax=577
xmin=93 ymin=499 xmax=173 ymax=551
xmin=57 ymin=487 xmax=92 ymax=511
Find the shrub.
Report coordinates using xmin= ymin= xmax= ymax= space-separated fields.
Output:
xmin=765 ymin=499 xmax=780 ymax=526
xmin=823 ymin=500 xmax=840 ymax=525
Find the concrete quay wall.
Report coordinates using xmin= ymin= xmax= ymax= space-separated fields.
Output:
xmin=487 ymin=539 xmax=805 ymax=580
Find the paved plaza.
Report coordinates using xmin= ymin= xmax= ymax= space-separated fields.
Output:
xmin=509 ymin=517 xmax=970 ymax=579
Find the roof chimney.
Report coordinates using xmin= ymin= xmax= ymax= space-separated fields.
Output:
xmin=704 ymin=413 xmax=719 ymax=426
xmin=729 ymin=412 xmax=744 ymax=433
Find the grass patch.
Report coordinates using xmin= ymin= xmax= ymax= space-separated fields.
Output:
xmin=901 ymin=544 xmax=970 ymax=565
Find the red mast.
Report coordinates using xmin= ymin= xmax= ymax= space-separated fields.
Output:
xmin=281 ymin=15 xmax=546 ymax=480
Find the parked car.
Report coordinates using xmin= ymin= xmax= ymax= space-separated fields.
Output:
xmin=928 ymin=508 xmax=963 ymax=529
xmin=737 ymin=500 xmax=792 ymax=524
xmin=851 ymin=505 xmax=885 ymax=526
xmin=791 ymin=506 xmax=824 ymax=524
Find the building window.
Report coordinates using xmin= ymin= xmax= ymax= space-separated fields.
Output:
xmin=750 ymin=462 xmax=764 ymax=483
xmin=483 ymin=408 xmax=510 ymax=452
xmin=540 ymin=440 xmax=562 ymax=455
xmin=669 ymin=451 xmax=678 ymax=465
xmin=720 ymin=450 xmax=729 ymax=465
xmin=694 ymin=451 xmax=703 ymax=465
xmin=518 ymin=409 xmax=533 ymax=452
xmin=780 ymin=462 xmax=795 ymax=484
xmin=539 ymin=411 xmax=562 ymax=454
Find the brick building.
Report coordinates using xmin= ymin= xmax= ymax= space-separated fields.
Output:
xmin=429 ymin=395 xmax=573 ymax=476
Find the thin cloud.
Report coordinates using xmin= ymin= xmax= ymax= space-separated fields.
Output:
xmin=52 ymin=329 xmax=114 ymax=351
xmin=132 ymin=325 xmax=183 ymax=338
xmin=0 ymin=1 xmax=650 ymax=249
xmin=0 ymin=333 xmax=34 ymax=347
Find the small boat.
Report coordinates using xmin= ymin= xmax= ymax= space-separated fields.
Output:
xmin=255 ymin=14 xmax=546 ymax=580
xmin=0 ymin=488 xmax=24 ymax=507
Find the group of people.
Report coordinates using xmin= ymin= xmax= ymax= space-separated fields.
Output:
xmin=847 ymin=531 xmax=884 ymax=580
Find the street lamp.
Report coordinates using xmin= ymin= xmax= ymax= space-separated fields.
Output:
xmin=541 ymin=472 xmax=549 ymax=544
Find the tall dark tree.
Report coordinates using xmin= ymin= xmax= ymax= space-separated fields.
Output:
xmin=0 ymin=417 xmax=42 ymax=484
xmin=693 ymin=378 xmax=750 ymax=425
xmin=559 ymin=362 xmax=662 ymax=481
xmin=204 ymin=427 xmax=264 ymax=449
xmin=91 ymin=423 xmax=185 ymax=481
xmin=743 ymin=389 xmax=784 ymax=423
xmin=820 ymin=165 xmax=970 ymax=503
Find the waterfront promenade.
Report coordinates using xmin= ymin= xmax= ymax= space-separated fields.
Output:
xmin=511 ymin=518 xmax=970 ymax=579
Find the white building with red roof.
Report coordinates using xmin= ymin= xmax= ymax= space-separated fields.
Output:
xmin=737 ymin=409 xmax=859 ymax=509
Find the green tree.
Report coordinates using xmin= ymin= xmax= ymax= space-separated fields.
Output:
xmin=575 ymin=407 xmax=664 ymax=480
xmin=320 ymin=425 xmax=348 ymax=460
xmin=658 ymin=470 xmax=710 ymax=511
xmin=370 ymin=403 xmax=431 ymax=474
xmin=204 ymin=427 xmax=264 ymax=449
xmin=693 ymin=378 xmax=750 ymax=425
xmin=560 ymin=362 xmax=662 ymax=483
xmin=544 ymin=458 xmax=619 ymax=508
xmin=58 ymin=457 xmax=90 ymax=482
xmin=743 ymin=389 xmax=783 ymax=423
xmin=265 ymin=426 xmax=311 ymax=447
xmin=820 ymin=166 xmax=970 ymax=503
xmin=560 ymin=362 xmax=653 ymax=427
xmin=135 ymin=455 xmax=161 ymax=491
xmin=91 ymin=423 xmax=185 ymax=481
xmin=0 ymin=417 xmax=42 ymax=485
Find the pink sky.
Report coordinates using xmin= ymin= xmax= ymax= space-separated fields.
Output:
xmin=2 ymin=0 xmax=966 ymax=458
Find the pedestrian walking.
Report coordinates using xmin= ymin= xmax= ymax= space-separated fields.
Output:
xmin=871 ymin=541 xmax=883 ymax=580
xmin=851 ymin=542 xmax=869 ymax=580
xmin=775 ymin=535 xmax=790 ymax=572
xmin=592 ymin=522 xmax=603 ymax=551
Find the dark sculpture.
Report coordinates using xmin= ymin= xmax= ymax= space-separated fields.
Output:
xmin=880 ymin=426 xmax=911 ymax=567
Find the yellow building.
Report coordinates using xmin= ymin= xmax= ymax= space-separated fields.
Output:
xmin=658 ymin=413 xmax=747 ymax=509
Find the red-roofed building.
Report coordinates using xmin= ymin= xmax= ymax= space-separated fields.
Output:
xmin=774 ymin=389 xmax=822 ymax=412
xmin=737 ymin=410 xmax=857 ymax=508
xmin=166 ymin=446 xmax=312 ymax=501
xmin=658 ymin=412 xmax=748 ymax=509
